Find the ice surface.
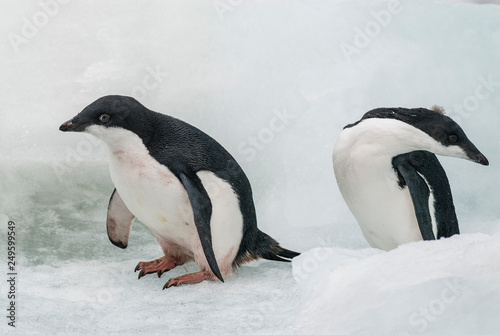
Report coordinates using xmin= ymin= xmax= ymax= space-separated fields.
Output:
xmin=0 ymin=0 xmax=499 ymax=334
xmin=293 ymin=234 xmax=500 ymax=334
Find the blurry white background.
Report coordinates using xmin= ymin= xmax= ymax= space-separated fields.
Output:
xmin=0 ymin=0 xmax=499 ymax=334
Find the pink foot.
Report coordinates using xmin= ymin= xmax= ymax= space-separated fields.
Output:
xmin=163 ymin=271 xmax=212 ymax=289
xmin=134 ymin=255 xmax=181 ymax=279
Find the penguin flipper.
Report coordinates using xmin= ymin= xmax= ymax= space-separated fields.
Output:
xmin=178 ymin=172 xmax=224 ymax=283
xmin=107 ymin=189 xmax=136 ymax=248
xmin=395 ymin=151 xmax=459 ymax=238
xmin=392 ymin=152 xmax=435 ymax=240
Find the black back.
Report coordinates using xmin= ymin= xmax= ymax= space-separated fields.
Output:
xmin=146 ymin=107 xmax=260 ymax=264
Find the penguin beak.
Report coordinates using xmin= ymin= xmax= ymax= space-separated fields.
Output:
xmin=463 ymin=144 xmax=489 ymax=166
xmin=59 ymin=119 xmax=88 ymax=132
xmin=59 ymin=120 xmax=75 ymax=132
xmin=470 ymin=152 xmax=489 ymax=166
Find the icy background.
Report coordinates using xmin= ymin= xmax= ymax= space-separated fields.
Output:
xmin=0 ymin=0 xmax=499 ymax=334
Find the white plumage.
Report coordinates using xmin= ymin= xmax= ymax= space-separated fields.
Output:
xmin=332 ymin=118 xmax=467 ymax=250
xmin=87 ymin=125 xmax=243 ymax=277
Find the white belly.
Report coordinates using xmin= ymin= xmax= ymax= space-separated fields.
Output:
xmin=96 ymin=127 xmax=243 ymax=274
xmin=333 ymin=134 xmax=423 ymax=251
xmin=109 ymin=149 xmax=194 ymax=249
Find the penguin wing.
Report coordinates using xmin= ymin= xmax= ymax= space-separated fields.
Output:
xmin=392 ymin=152 xmax=435 ymax=240
xmin=107 ymin=189 xmax=136 ymax=248
xmin=177 ymin=171 xmax=224 ymax=283
xmin=393 ymin=151 xmax=459 ymax=240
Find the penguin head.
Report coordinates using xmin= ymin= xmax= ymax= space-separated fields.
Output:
xmin=345 ymin=107 xmax=489 ymax=166
xmin=60 ymin=95 xmax=153 ymax=142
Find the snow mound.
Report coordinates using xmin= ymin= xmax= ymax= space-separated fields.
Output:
xmin=292 ymin=234 xmax=500 ymax=334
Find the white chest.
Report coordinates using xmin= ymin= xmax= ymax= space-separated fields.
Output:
xmin=86 ymin=125 xmax=244 ymax=270
xmin=86 ymin=125 xmax=195 ymax=247
xmin=333 ymin=121 xmax=425 ymax=250
xmin=109 ymin=147 xmax=189 ymax=225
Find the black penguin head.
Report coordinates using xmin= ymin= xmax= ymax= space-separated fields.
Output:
xmin=60 ymin=95 xmax=154 ymax=141
xmin=345 ymin=107 xmax=489 ymax=166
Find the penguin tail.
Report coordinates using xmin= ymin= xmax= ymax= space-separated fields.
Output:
xmin=256 ymin=231 xmax=300 ymax=262
xmin=233 ymin=230 xmax=300 ymax=267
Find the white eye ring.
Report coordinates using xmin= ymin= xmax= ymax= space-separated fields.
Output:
xmin=99 ymin=114 xmax=110 ymax=123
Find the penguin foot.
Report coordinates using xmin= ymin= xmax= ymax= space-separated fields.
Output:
xmin=163 ymin=271 xmax=211 ymax=289
xmin=134 ymin=255 xmax=180 ymax=279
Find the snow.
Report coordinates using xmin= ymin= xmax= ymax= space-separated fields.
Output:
xmin=293 ymin=234 xmax=500 ymax=334
xmin=1 ymin=0 xmax=499 ymax=334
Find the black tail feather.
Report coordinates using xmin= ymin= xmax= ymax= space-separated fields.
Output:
xmin=262 ymin=247 xmax=300 ymax=262
xmin=263 ymin=253 xmax=289 ymax=262
xmin=275 ymin=247 xmax=301 ymax=259
xmin=233 ymin=230 xmax=300 ymax=267
xmin=257 ymin=231 xmax=300 ymax=262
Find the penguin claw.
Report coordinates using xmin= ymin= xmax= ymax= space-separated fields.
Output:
xmin=133 ymin=255 xmax=180 ymax=279
xmin=138 ymin=269 xmax=147 ymax=280
xmin=162 ymin=271 xmax=211 ymax=290
xmin=162 ymin=281 xmax=173 ymax=290
xmin=163 ymin=277 xmax=182 ymax=290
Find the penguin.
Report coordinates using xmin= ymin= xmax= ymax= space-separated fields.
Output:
xmin=332 ymin=106 xmax=489 ymax=251
xmin=59 ymin=95 xmax=299 ymax=289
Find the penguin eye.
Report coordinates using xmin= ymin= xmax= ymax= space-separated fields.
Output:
xmin=448 ymin=134 xmax=458 ymax=143
xmin=99 ymin=114 xmax=110 ymax=123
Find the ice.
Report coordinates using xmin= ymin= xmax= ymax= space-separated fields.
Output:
xmin=293 ymin=234 xmax=500 ymax=334
xmin=1 ymin=0 xmax=499 ymax=334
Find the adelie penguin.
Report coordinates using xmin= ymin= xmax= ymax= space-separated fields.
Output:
xmin=60 ymin=95 xmax=299 ymax=289
xmin=332 ymin=106 xmax=489 ymax=251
